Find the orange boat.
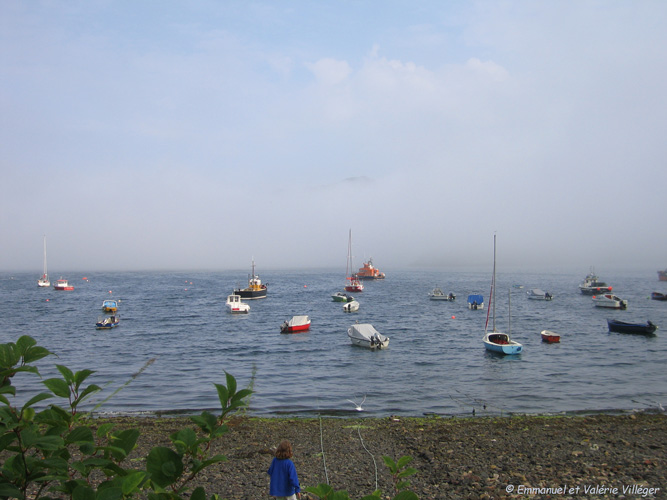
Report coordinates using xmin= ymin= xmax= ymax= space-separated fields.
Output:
xmin=356 ymin=258 xmax=385 ymax=280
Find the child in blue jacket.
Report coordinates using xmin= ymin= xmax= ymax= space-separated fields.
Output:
xmin=268 ymin=440 xmax=301 ymax=500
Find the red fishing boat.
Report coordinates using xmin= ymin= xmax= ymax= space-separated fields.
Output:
xmin=53 ymin=278 xmax=74 ymax=291
xmin=540 ymin=330 xmax=561 ymax=343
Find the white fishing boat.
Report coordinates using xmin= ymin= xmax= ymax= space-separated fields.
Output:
xmin=343 ymin=300 xmax=359 ymax=312
xmin=482 ymin=235 xmax=523 ymax=355
xmin=527 ymin=288 xmax=553 ymax=300
xmin=429 ymin=288 xmax=455 ymax=301
xmin=37 ymin=235 xmax=50 ymax=287
xmin=226 ymin=294 xmax=250 ymax=314
xmin=593 ymin=293 xmax=628 ymax=309
xmin=347 ymin=323 xmax=389 ymax=349
xmin=579 ymin=269 xmax=613 ymax=294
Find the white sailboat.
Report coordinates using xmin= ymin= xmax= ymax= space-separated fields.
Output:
xmin=482 ymin=234 xmax=523 ymax=355
xmin=37 ymin=235 xmax=50 ymax=287
xmin=344 ymin=229 xmax=364 ymax=293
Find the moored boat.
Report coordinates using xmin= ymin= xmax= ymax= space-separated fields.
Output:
xmin=344 ymin=230 xmax=364 ymax=293
xmin=226 ymin=294 xmax=250 ymax=314
xmin=593 ymin=293 xmax=628 ymax=309
xmin=343 ymin=300 xmax=359 ymax=312
xmin=96 ymin=315 xmax=119 ymax=329
xmin=53 ymin=278 xmax=74 ymax=291
xmin=356 ymin=258 xmax=385 ymax=280
xmin=658 ymin=270 xmax=667 ymax=281
xmin=332 ymin=292 xmax=354 ymax=302
xmin=527 ymin=288 xmax=553 ymax=300
xmin=102 ymin=299 xmax=118 ymax=313
xmin=468 ymin=294 xmax=484 ymax=310
xmin=234 ymin=260 xmax=267 ymax=299
xmin=429 ymin=288 xmax=455 ymax=301
xmin=651 ymin=292 xmax=667 ymax=301
xmin=280 ymin=315 xmax=311 ymax=333
xmin=607 ymin=319 xmax=658 ymax=335
xmin=347 ymin=323 xmax=389 ymax=349
xmin=37 ymin=235 xmax=50 ymax=287
xmin=482 ymin=235 xmax=523 ymax=355
xmin=579 ymin=269 xmax=613 ymax=294
xmin=540 ymin=330 xmax=561 ymax=343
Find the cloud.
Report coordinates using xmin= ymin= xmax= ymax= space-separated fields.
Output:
xmin=306 ymin=58 xmax=352 ymax=86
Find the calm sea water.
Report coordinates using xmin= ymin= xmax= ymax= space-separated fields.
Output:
xmin=1 ymin=269 xmax=666 ymax=418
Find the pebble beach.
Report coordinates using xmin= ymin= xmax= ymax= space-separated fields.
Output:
xmin=106 ymin=412 xmax=666 ymax=499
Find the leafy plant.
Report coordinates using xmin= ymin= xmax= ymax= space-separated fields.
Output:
xmin=0 ymin=335 xmax=251 ymax=500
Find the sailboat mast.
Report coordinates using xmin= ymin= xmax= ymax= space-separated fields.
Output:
xmin=347 ymin=229 xmax=352 ymax=278
xmin=492 ymin=233 xmax=497 ymax=332
xmin=43 ymin=235 xmax=48 ymax=276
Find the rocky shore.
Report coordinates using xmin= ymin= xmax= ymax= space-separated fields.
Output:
xmin=108 ymin=412 xmax=666 ymax=500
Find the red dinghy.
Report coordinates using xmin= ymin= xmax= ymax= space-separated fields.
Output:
xmin=540 ymin=330 xmax=561 ymax=343
xmin=280 ymin=316 xmax=311 ymax=334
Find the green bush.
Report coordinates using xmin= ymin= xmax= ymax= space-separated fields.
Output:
xmin=0 ymin=335 xmax=250 ymax=500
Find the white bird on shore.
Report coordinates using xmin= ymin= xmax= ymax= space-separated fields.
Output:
xmin=347 ymin=395 xmax=366 ymax=411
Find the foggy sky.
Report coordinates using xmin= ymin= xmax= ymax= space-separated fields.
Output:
xmin=2 ymin=1 xmax=666 ymax=273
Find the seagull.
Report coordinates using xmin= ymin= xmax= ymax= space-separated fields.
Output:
xmin=347 ymin=395 xmax=366 ymax=411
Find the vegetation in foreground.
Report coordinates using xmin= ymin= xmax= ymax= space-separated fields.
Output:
xmin=0 ymin=335 xmax=417 ymax=500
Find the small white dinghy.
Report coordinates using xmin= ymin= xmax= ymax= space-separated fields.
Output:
xmin=226 ymin=294 xmax=250 ymax=314
xmin=347 ymin=323 xmax=389 ymax=349
xmin=343 ymin=300 xmax=359 ymax=312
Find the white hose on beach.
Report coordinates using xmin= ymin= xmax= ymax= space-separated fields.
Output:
xmin=356 ymin=426 xmax=378 ymax=491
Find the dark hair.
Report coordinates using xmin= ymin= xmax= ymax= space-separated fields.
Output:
xmin=275 ymin=440 xmax=293 ymax=459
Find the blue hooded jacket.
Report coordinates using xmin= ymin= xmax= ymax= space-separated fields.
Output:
xmin=268 ymin=457 xmax=300 ymax=497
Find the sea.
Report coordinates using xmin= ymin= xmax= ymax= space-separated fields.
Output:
xmin=1 ymin=269 xmax=666 ymax=418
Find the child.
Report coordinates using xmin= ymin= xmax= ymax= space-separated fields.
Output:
xmin=268 ymin=440 xmax=301 ymax=500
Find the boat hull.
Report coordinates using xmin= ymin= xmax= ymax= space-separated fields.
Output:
xmin=233 ymin=288 xmax=267 ymax=299
xmin=540 ymin=330 xmax=561 ymax=343
xmin=651 ymin=292 xmax=667 ymax=301
xmin=280 ymin=316 xmax=311 ymax=333
xmin=332 ymin=293 xmax=354 ymax=302
xmin=96 ymin=316 xmax=119 ymax=329
xmin=347 ymin=324 xmax=389 ymax=349
xmin=343 ymin=300 xmax=359 ymax=312
xmin=227 ymin=307 xmax=249 ymax=314
xmin=345 ymin=284 xmax=364 ymax=293
xmin=54 ymin=282 xmax=74 ymax=291
xmin=593 ymin=294 xmax=628 ymax=309
xmin=281 ymin=324 xmax=310 ymax=333
xmin=607 ymin=320 xmax=658 ymax=335
xmin=483 ymin=333 xmax=523 ymax=354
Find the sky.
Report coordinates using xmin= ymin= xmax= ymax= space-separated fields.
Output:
xmin=2 ymin=1 xmax=666 ymax=273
